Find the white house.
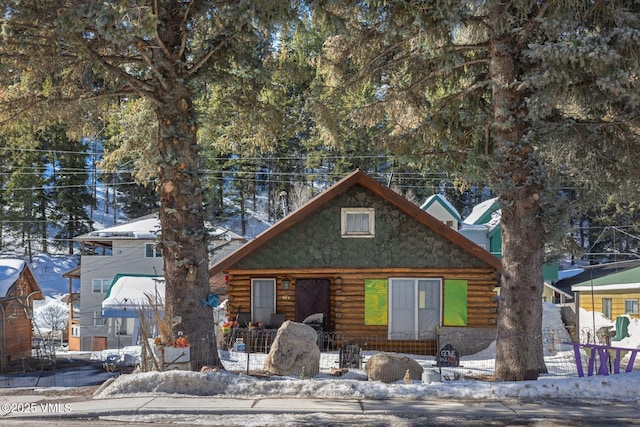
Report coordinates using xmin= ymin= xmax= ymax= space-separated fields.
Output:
xmin=71 ymin=214 xmax=245 ymax=351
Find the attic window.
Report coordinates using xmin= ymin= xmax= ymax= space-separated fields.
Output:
xmin=341 ymin=208 xmax=375 ymax=238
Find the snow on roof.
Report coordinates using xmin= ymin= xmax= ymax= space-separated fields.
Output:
xmin=463 ymin=197 xmax=499 ymax=225
xmin=459 ymin=223 xmax=489 ymax=231
xmin=102 ymin=275 xmax=165 ymax=318
xmin=573 ymin=282 xmax=640 ymax=292
xmin=419 ymin=194 xmax=462 ymax=222
xmin=0 ymin=258 xmax=27 ymax=298
xmin=84 ymin=214 xmax=161 ymax=240
xmin=486 ymin=209 xmax=502 ymax=230
xmin=77 ymin=213 xmax=243 ymax=242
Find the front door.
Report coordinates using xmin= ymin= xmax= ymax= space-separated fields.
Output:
xmin=295 ymin=279 xmax=330 ymax=326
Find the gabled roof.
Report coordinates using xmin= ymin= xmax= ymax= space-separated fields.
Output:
xmin=0 ymin=258 xmax=27 ymax=297
xmin=463 ymin=197 xmax=500 ymax=226
xmin=210 ymin=170 xmax=502 ymax=275
xmin=420 ymin=194 xmax=462 ymax=222
xmin=0 ymin=258 xmax=43 ymax=299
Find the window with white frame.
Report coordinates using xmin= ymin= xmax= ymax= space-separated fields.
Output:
xmin=93 ymin=311 xmax=107 ymax=326
xmin=341 ymin=208 xmax=375 ymax=237
xmin=92 ymin=278 xmax=111 ymax=293
xmin=388 ymin=278 xmax=441 ymax=340
xmin=145 ymin=242 xmax=163 ymax=258
xmin=625 ymin=299 xmax=639 ymax=315
xmin=71 ymin=324 xmax=80 ymax=337
xmin=251 ymin=278 xmax=275 ymax=325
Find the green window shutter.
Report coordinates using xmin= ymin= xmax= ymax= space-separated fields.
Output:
xmin=443 ymin=279 xmax=467 ymax=326
xmin=364 ymin=279 xmax=388 ymax=325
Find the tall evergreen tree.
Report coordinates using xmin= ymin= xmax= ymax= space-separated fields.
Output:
xmin=0 ymin=123 xmax=49 ymax=258
xmin=0 ymin=1 xmax=304 ymax=369
xmin=44 ymin=124 xmax=94 ymax=254
xmin=312 ymin=1 xmax=640 ymax=380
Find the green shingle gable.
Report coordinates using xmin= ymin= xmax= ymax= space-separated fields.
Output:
xmin=234 ymin=185 xmax=488 ymax=270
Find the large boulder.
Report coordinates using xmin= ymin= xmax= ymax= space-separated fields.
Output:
xmin=263 ymin=321 xmax=321 ymax=377
xmin=365 ymin=353 xmax=424 ymax=383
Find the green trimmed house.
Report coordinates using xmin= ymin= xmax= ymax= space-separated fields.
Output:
xmin=419 ymin=194 xmax=462 ymax=230
xmin=460 ymin=197 xmax=501 ymax=258
xmin=210 ymin=170 xmax=502 ymax=355
xmin=459 ymin=196 xmax=564 ymax=302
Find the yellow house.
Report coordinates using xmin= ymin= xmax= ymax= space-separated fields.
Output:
xmin=572 ymin=266 xmax=640 ymax=321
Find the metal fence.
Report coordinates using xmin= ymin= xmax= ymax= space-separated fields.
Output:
xmin=6 ymin=327 xmax=626 ymax=387
xmin=220 ymin=327 xmax=583 ymax=381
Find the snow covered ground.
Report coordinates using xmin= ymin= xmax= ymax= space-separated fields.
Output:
xmin=93 ymin=364 xmax=640 ymax=403
xmin=85 ymin=303 xmax=640 ymax=404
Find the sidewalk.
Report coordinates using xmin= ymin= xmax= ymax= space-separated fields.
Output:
xmin=1 ymin=392 xmax=640 ymax=423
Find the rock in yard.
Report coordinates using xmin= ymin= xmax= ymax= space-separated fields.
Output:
xmin=365 ymin=353 xmax=424 ymax=383
xmin=263 ymin=321 xmax=321 ymax=377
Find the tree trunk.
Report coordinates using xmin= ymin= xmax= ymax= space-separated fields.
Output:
xmin=490 ymin=27 xmax=547 ymax=381
xmin=156 ymin=82 xmax=222 ymax=370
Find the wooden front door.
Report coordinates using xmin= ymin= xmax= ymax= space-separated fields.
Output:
xmin=295 ymin=279 xmax=330 ymax=326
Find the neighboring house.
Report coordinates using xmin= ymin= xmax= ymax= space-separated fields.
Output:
xmin=459 ymin=197 xmax=501 ymax=256
xmin=459 ymin=196 xmax=562 ymax=298
xmin=210 ymin=170 xmax=502 ymax=355
xmin=71 ymin=213 xmax=245 ymax=351
xmin=419 ymin=194 xmax=461 ymax=230
xmin=0 ymin=259 xmax=44 ymax=372
xmin=570 ymin=262 xmax=640 ymax=323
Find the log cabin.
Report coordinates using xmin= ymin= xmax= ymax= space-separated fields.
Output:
xmin=209 ymin=170 xmax=502 ymax=356
xmin=0 ymin=259 xmax=44 ymax=372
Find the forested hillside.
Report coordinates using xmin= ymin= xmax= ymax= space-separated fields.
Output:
xmin=2 ymin=125 xmax=638 ymax=264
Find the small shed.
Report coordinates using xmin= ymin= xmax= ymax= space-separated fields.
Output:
xmin=0 ymin=259 xmax=44 ymax=372
xmin=210 ymin=170 xmax=502 ymax=355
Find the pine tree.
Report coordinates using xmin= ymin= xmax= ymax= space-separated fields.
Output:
xmin=0 ymin=123 xmax=50 ymax=258
xmin=312 ymin=1 xmax=640 ymax=380
xmin=43 ymin=124 xmax=94 ymax=255
xmin=0 ymin=1 xmax=304 ymax=369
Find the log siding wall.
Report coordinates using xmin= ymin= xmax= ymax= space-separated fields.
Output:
xmin=225 ymin=267 xmax=497 ymax=354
